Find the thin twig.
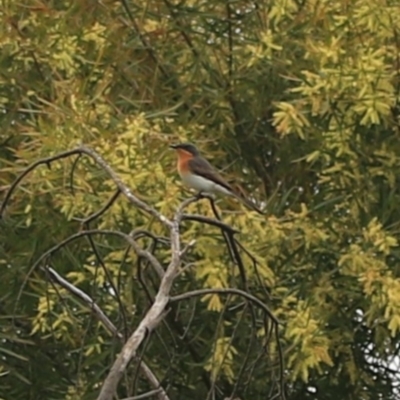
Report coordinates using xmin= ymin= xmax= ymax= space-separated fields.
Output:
xmin=1 ymin=149 xmax=82 ymax=219
xmin=74 ymin=189 xmax=121 ymax=225
xmin=170 ymin=288 xmax=278 ymax=325
xmin=229 ymin=305 xmax=257 ymax=399
xmin=181 ymin=214 xmax=239 ymax=234
xmin=44 ymin=266 xmax=122 ymax=338
xmin=44 ymin=266 xmax=169 ymax=400
xmin=96 ymin=198 xmax=196 ymax=400
xmin=119 ymin=0 xmax=169 ymax=79
xmin=84 ymin=232 xmax=129 ymax=340
xmin=3 ymin=146 xmax=285 ymax=399
xmin=69 ymin=154 xmax=82 ymax=195
xmin=0 ymin=146 xmax=172 ymax=226
xmin=120 ymin=388 xmax=163 ymax=400
xmin=226 ymin=0 xmax=234 ymax=81
xmin=275 ymin=323 xmax=286 ymax=400
xmin=15 ymin=229 xmax=165 ymax=319
xmin=205 ymin=295 xmax=233 ymax=400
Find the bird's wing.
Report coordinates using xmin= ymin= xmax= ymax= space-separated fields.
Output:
xmin=188 ymin=157 xmax=233 ymax=193
xmin=189 ymin=156 xmax=265 ymax=215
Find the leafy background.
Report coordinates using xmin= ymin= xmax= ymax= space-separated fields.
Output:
xmin=1 ymin=0 xmax=400 ymax=399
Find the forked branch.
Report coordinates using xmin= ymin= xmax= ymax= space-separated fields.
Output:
xmin=2 ymin=146 xmax=284 ymax=400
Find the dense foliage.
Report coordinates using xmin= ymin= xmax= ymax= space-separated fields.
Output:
xmin=1 ymin=0 xmax=400 ymax=399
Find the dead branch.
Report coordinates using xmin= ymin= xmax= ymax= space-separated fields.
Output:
xmin=15 ymin=229 xmax=166 ymax=317
xmin=73 ymin=189 xmax=121 ymax=225
xmin=0 ymin=146 xmax=172 ymax=226
xmin=2 ymin=147 xmax=284 ymax=400
xmin=120 ymin=388 xmax=164 ymax=400
xmin=96 ymin=197 xmax=197 ymax=400
xmin=181 ymin=213 xmax=239 ymax=234
xmin=44 ymin=266 xmax=122 ymax=339
xmin=44 ymin=266 xmax=170 ymax=400
xmin=170 ymin=288 xmax=278 ymax=325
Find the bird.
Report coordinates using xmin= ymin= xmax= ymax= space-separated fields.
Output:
xmin=170 ymin=143 xmax=264 ymax=214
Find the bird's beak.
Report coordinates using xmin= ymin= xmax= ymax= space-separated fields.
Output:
xmin=169 ymin=144 xmax=178 ymax=149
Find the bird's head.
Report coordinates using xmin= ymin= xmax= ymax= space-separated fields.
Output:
xmin=170 ymin=143 xmax=200 ymax=156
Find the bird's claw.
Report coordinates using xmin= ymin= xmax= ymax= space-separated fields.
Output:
xmin=195 ymin=192 xmax=205 ymax=200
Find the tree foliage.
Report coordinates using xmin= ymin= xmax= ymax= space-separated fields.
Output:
xmin=1 ymin=0 xmax=400 ymax=399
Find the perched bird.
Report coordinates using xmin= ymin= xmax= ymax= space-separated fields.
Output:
xmin=170 ymin=143 xmax=263 ymax=214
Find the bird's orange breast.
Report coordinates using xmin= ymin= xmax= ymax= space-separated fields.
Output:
xmin=176 ymin=148 xmax=193 ymax=176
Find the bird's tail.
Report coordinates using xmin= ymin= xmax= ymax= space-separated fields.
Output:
xmin=235 ymin=193 xmax=264 ymax=214
xmin=229 ymin=186 xmax=264 ymax=215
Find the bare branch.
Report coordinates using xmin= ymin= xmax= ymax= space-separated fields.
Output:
xmin=83 ymin=230 xmax=129 ymax=339
xmin=275 ymin=323 xmax=287 ymax=400
xmin=3 ymin=147 xmax=284 ymax=399
xmin=69 ymin=153 xmax=82 ymax=195
xmin=0 ymin=146 xmax=172 ymax=227
xmin=120 ymin=388 xmax=163 ymax=400
xmin=1 ymin=148 xmax=82 ymax=219
xmin=44 ymin=266 xmax=169 ymax=400
xmin=78 ymin=145 xmax=172 ymax=226
xmin=95 ymin=198 xmax=195 ymax=400
xmin=170 ymin=288 xmax=279 ymax=325
xmin=226 ymin=0 xmax=234 ymax=80
xmin=181 ymin=214 xmax=239 ymax=234
xmin=180 ymin=239 xmax=196 ymax=258
xmin=73 ymin=189 xmax=121 ymax=225
xmin=44 ymin=266 xmax=122 ymax=339
xmin=15 ymin=229 xmax=165 ymax=318
xmin=119 ymin=0 xmax=170 ymax=80
xmin=206 ymin=198 xmax=248 ymax=288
